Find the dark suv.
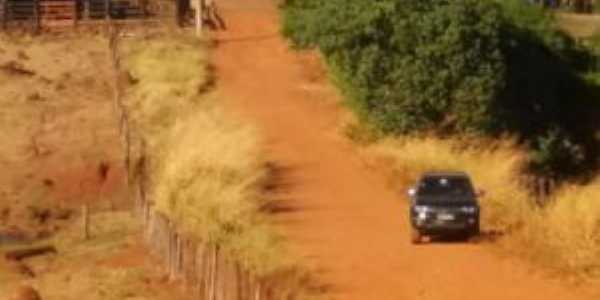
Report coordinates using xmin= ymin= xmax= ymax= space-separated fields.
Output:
xmin=407 ymin=172 xmax=481 ymax=244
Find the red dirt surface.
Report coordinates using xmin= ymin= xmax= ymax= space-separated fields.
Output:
xmin=98 ymin=240 xmax=149 ymax=269
xmin=213 ymin=0 xmax=600 ymax=299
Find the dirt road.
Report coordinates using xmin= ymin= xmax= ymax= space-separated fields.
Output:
xmin=212 ymin=1 xmax=599 ymax=299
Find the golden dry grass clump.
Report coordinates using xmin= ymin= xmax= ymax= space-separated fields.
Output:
xmin=366 ymin=136 xmax=532 ymax=233
xmin=365 ymin=136 xmax=600 ymax=277
xmin=123 ymin=35 xmax=210 ymax=146
xmin=516 ymin=182 xmax=600 ymax=276
xmin=557 ymin=12 xmax=600 ymax=39
xmin=123 ymin=35 xmax=291 ymax=278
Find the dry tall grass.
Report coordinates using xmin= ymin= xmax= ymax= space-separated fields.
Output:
xmin=514 ymin=182 xmax=600 ymax=276
xmin=0 ymin=212 xmax=183 ymax=300
xmin=122 ymin=34 xmax=302 ymax=281
xmin=123 ymin=35 xmax=210 ymax=147
xmin=557 ymin=12 xmax=600 ymax=39
xmin=366 ymin=137 xmax=532 ymax=233
xmin=364 ymin=136 xmax=600 ymax=277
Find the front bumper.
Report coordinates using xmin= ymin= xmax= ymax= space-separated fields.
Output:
xmin=411 ymin=212 xmax=479 ymax=234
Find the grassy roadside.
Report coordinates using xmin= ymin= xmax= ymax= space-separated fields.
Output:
xmin=358 ymin=134 xmax=600 ymax=279
xmin=557 ymin=12 xmax=600 ymax=39
xmin=122 ymin=32 xmax=322 ymax=298
xmin=0 ymin=211 xmax=190 ymax=300
xmin=362 ymin=136 xmax=531 ymax=234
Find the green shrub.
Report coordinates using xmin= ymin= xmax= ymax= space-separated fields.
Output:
xmin=287 ymin=0 xmax=508 ymax=133
xmin=283 ymin=0 xmax=600 ymax=177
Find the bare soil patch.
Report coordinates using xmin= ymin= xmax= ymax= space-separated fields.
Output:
xmin=0 ymin=212 xmax=192 ymax=300
xmin=0 ymin=32 xmax=184 ymax=300
xmin=0 ymin=33 xmax=127 ymax=240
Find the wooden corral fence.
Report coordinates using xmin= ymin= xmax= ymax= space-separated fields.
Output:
xmin=132 ymin=141 xmax=301 ymax=300
xmin=0 ymin=0 xmax=220 ymax=31
xmin=533 ymin=0 xmax=595 ymax=13
xmin=40 ymin=0 xmax=77 ymax=27
xmin=2 ymin=0 xmax=38 ymax=28
xmin=1 ymin=0 xmax=7 ymax=28
xmin=0 ymin=0 xmax=175 ymax=30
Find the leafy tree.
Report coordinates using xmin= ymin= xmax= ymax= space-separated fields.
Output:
xmin=283 ymin=0 xmax=600 ymax=177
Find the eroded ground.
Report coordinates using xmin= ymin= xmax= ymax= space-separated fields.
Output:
xmin=0 ymin=33 xmax=126 ymax=238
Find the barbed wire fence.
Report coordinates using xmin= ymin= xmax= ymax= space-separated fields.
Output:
xmin=107 ymin=22 xmax=303 ymax=300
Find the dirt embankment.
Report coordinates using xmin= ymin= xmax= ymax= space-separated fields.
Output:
xmin=212 ymin=1 xmax=600 ymax=299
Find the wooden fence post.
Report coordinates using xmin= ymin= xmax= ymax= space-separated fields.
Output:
xmin=82 ymin=204 xmax=90 ymax=240
xmin=104 ymin=0 xmax=110 ymax=22
xmin=196 ymin=245 xmax=204 ymax=299
xmin=177 ymin=235 xmax=184 ymax=278
xmin=1 ymin=0 xmax=7 ymax=30
xmin=175 ymin=0 xmax=183 ymax=27
xmin=208 ymin=244 xmax=216 ymax=300
xmin=72 ymin=0 xmax=77 ymax=27
xmin=235 ymin=263 xmax=243 ymax=300
xmin=195 ymin=0 xmax=202 ymax=36
xmin=83 ymin=0 xmax=90 ymax=20
xmin=169 ymin=226 xmax=177 ymax=280
xmin=255 ymin=280 xmax=261 ymax=300
xmin=205 ymin=245 xmax=212 ymax=300
xmin=33 ymin=0 xmax=40 ymax=32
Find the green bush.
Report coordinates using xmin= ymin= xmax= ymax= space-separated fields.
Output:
xmin=283 ymin=0 xmax=600 ymax=177
xmin=286 ymin=0 xmax=505 ymax=134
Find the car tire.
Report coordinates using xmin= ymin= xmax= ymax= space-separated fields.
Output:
xmin=466 ymin=222 xmax=480 ymax=242
xmin=471 ymin=220 xmax=481 ymax=236
xmin=411 ymin=228 xmax=422 ymax=244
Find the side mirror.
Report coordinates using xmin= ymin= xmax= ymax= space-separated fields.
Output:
xmin=407 ymin=187 xmax=417 ymax=197
xmin=476 ymin=189 xmax=486 ymax=198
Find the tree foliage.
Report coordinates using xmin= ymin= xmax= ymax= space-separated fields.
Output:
xmin=283 ymin=0 xmax=600 ymax=177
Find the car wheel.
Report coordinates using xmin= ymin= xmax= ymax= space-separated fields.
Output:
xmin=466 ymin=222 xmax=480 ymax=242
xmin=471 ymin=220 xmax=481 ymax=236
xmin=411 ymin=228 xmax=422 ymax=244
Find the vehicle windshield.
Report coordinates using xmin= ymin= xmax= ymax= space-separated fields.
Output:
xmin=417 ymin=176 xmax=474 ymax=197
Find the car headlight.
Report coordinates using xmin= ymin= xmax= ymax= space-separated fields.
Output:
xmin=460 ymin=206 xmax=478 ymax=214
xmin=414 ymin=206 xmax=431 ymax=213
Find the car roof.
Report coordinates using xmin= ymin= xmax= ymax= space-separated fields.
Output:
xmin=421 ymin=171 xmax=469 ymax=178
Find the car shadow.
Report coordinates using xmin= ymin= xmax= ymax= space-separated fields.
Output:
xmin=422 ymin=230 xmax=504 ymax=245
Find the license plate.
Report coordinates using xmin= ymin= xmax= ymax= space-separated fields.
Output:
xmin=437 ymin=213 xmax=455 ymax=221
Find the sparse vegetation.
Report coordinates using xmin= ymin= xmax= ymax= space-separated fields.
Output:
xmin=0 ymin=32 xmax=127 ymax=240
xmin=363 ymin=135 xmax=600 ymax=278
xmin=557 ymin=12 xmax=600 ymax=39
xmin=363 ymin=136 xmax=530 ymax=233
xmin=1 ymin=211 xmax=189 ymax=300
xmin=0 ymin=32 xmax=159 ymax=300
xmin=122 ymin=33 xmax=316 ymax=291
xmin=505 ymin=181 xmax=600 ymax=277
